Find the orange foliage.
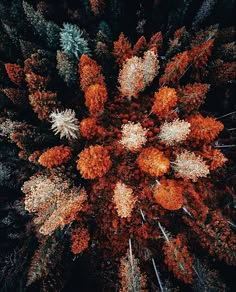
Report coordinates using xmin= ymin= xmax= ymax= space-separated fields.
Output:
xmin=40 ymin=188 xmax=88 ymax=235
xmin=79 ymin=54 xmax=98 ymax=68
xmin=166 ymin=27 xmax=189 ymax=57
xmin=113 ymin=32 xmax=133 ymax=65
xmin=133 ymin=36 xmax=147 ymax=56
xmin=152 ymin=86 xmax=177 ymax=119
xmin=80 ymin=117 xmax=105 ymax=139
xmin=4 ymin=63 xmax=25 ymax=86
xmin=184 ymin=211 xmax=236 ymax=266
xmin=153 ymin=179 xmax=183 ymax=210
xmin=137 ymin=147 xmax=169 ymax=177
xmin=148 ymin=31 xmax=163 ymax=51
xmin=189 ymin=39 xmax=214 ymax=69
xmin=71 ymin=227 xmax=90 ymax=254
xmin=28 ymin=150 xmax=42 ymax=164
xmin=89 ymin=0 xmax=105 ymax=16
xmin=29 ymin=90 xmax=58 ymax=120
xmin=3 ymin=88 xmax=26 ymax=105
xmin=79 ymin=55 xmax=105 ymax=92
xmin=174 ymin=26 xmax=188 ymax=40
xmin=10 ymin=132 xmax=27 ymax=151
xmin=25 ymin=72 xmax=49 ymax=93
xmin=38 ymin=146 xmax=72 ymax=168
xmin=163 ymin=235 xmax=193 ymax=284
xmin=77 ymin=145 xmax=112 ymax=179
xmin=212 ymin=61 xmax=236 ymax=84
xmin=85 ymin=84 xmax=108 ymax=116
xmin=182 ymin=181 xmax=209 ymax=221
xmin=159 ymin=51 xmax=190 ymax=86
xmin=187 ymin=114 xmax=224 ymax=144
xmin=177 ymin=83 xmax=209 ymax=113
xmin=201 ymin=146 xmax=227 ymax=170
xmin=18 ymin=150 xmax=28 ymax=160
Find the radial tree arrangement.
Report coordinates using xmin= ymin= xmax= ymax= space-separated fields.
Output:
xmin=0 ymin=1 xmax=235 ymax=291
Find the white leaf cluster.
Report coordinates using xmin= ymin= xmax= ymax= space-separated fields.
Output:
xmin=118 ymin=49 xmax=159 ymax=98
xmin=120 ymin=121 xmax=148 ymax=152
xmin=159 ymin=119 xmax=191 ymax=145
xmin=50 ymin=109 xmax=80 ymax=139
xmin=173 ymin=150 xmax=209 ymax=181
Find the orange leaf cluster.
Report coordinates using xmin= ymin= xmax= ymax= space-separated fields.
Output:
xmin=177 ymin=83 xmax=210 ymax=113
xmin=89 ymin=0 xmax=105 ymax=16
xmin=28 ymin=150 xmax=42 ymax=164
xmin=212 ymin=61 xmax=236 ymax=84
xmin=187 ymin=114 xmax=224 ymax=144
xmin=182 ymin=181 xmax=209 ymax=221
xmin=113 ymin=33 xmax=133 ymax=65
xmin=38 ymin=146 xmax=72 ymax=168
xmin=9 ymin=124 xmax=35 ymax=152
xmin=80 ymin=117 xmax=105 ymax=139
xmin=201 ymin=146 xmax=227 ymax=170
xmin=77 ymin=145 xmax=112 ymax=179
xmin=153 ymin=179 xmax=183 ymax=210
xmin=79 ymin=55 xmax=105 ymax=92
xmin=170 ymin=27 xmax=188 ymax=48
xmin=137 ymin=147 xmax=169 ymax=177
xmin=189 ymin=39 xmax=214 ymax=69
xmin=39 ymin=188 xmax=88 ymax=235
xmin=163 ymin=235 xmax=193 ymax=284
xmin=152 ymin=86 xmax=177 ymax=119
xmin=71 ymin=227 xmax=90 ymax=254
xmin=25 ymin=72 xmax=49 ymax=93
xmin=159 ymin=51 xmax=190 ymax=86
xmin=79 ymin=55 xmax=107 ymax=116
xmin=4 ymin=63 xmax=25 ymax=86
xmin=84 ymin=83 xmax=108 ymax=116
xmin=133 ymin=36 xmax=147 ymax=56
xmin=29 ymin=90 xmax=58 ymax=120
xmin=3 ymin=88 xmax=26 ymax=105
xmin=185 ymin=211 xmax=236 ymax=266
xmin=148 ymin=31 xmax=163 ymax=51
xmin=114 ymin=31 xmax=162 ymax=66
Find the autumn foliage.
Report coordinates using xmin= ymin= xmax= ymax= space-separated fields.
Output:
xmin=153 ymin=179 xmax=183 ymax=210
xmin=163 ymin=235 xmax=193 ymax=283
xmin=152 ymin=86 xmax=177 ymax=119
xmin=113 ymin=32 xmax=133 ymax=65
xmin=4 ymin=63 xmax=25 ymax=86
xmin=159 ymin=51 xmax=190 ymax=86
xmin=177 ymin=83 xmax=209 ymax=113
xmin=80 ymin=117 xmax=105 ymax=139
xmin=0 ymin=5 xmax=235 ymax=290
xmin=137 ymin=147 xmax=170 ymax=177
xmin=84 ymin=83 xmax=108 ymax=116
xmin=201 ymin=146 xmax=227 ymax=170
xmin=187 ymin=114 xmax=224 ymax=144
xmin=79 ymin=55 xmax=105 ymax=92
xmin=89 ymin=0 xmax=105 ymax=16
xmin=189 ymin=39 xmax=214 ymax=69
xmin=38 ymin=145 xmax=72 ymax=168
xmin=77 ymin=145 xmax=112 ymax=179
xmin=71 ymin=227 xmax=90 ymax=254
xmin=29 ymin=90 xmax=58 ymax=120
